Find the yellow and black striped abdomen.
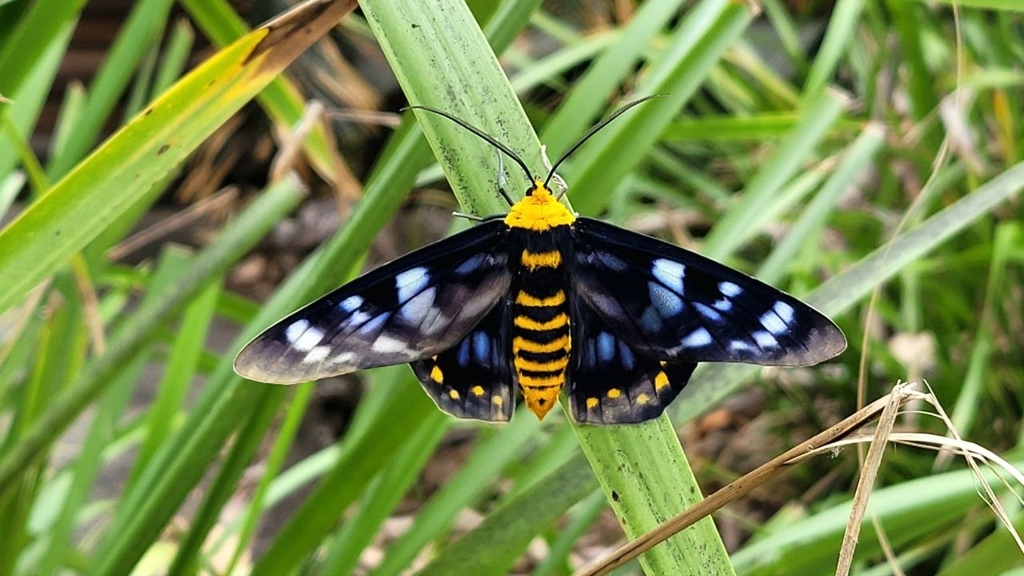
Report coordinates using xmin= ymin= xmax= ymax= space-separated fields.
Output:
xmin=511 ymin=242 xmax=572 ymax=420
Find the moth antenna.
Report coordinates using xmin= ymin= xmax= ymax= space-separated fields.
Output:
xmin=495 ymin=151 xmax=514 ymax=205
xmin=406 ymin=105 xmax=532 ymax=204
xmin=543 ymin=95 xmax=662 ymax=188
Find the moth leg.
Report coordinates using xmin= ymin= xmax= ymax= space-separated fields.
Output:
xmin=540 ymin=144 xmax=569 ymax=198
xmin=495 ymin=150 xmax=514 ymax=205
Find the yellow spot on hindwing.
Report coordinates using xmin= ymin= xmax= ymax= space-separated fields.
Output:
xmin=492 ymin=395 xmax=504 ymax=407
xmin=504 ymin=180 xmax=575 ymax=231
xmin=636 ymin=393 xmax=651 ymax=405
xmin=449 ymin=389 xmax=460 ymax=400
xmin=430 ymin=365 xmax=443 ymax=383
xmin=520 ymin=250 xmax=562 ymax=270
xmin=515 ymin=290 xmax=566 ymax=307
xmin=607 ymin=388 xmax=622 ymax=399
xmin=654 ymin=371 xmax=670 ymax=390
xmin=514 ymin=313 xmax=569 ymax=331
xmin=513 ymin=335 xmax=570 ymax=353
xmin=471 ymin=385 xmax=485 ymax=396
xmin=586 ymin=397 xmax=599 ymax=409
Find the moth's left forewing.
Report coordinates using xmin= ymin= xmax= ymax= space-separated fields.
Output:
xmin=569 ymin=218 xmax=846 ymax=367
xmin=235 ymin=221 xmax=512 ymax=384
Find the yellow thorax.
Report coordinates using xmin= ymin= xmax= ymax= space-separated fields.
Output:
xmin=503 ymin=179 xmax=576 ymax=231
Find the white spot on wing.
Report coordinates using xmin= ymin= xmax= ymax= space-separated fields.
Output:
xmin=752 ymin=330 xmax=778 ymax=349
xmin=332 ymin=351 xmax=356 ymax=366
xmin=760 ymin=309 xmax=789 ymax=336
xmin=304 ymin=345 xmax=331 ymax=364
xmin=719 ymin=281 xmax=742 ymax=297
xmin=648 ymin=282 xmax=684 ymax=316
xmin=712 ymin=298 xmax=733 ymax=312
xmin=400 ymin=287 xmax=436 ymax=325
xmin=372 ymin=335 xmax=411 ymax=354
xmin=729 ymin=339 xmax=756 ymax=353
xmin=293 ymin=326 xmax=324 ymax=353
xmin=681 ymin=327 xmax=712 ymax=348
xmin=339 ymin=295 xmax=363 ymax=313
xmin=285 ymin=319 xmax=309 ymax=343
xmin=395 ymin=267 xmax=430 ymax=302
xmin=652 ymin=259 xmax=685 ymax=293
xmin=349 ymin=311 xmax=372 ymax=327
xmin=356 ymin=314 xmax=387 ymax=336
xmin=693 ymin=302 xmax=722 ymax=323
xmin=773 ymin=301 xmax=796 ymax=324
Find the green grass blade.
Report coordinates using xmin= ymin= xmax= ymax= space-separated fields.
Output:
xmin=418 ymin=455 xmax=599 ymax=575
xmin=318 ymin=410 xmax=449 ymax=575
xmin=574 ymin=416 xmax=734 ymax=574
xmin=731 ymin=461 xmax=1024 ymax=574
xmin=702 ymin=89 xmax=845 ymax=259
xmin=130 ymin=277 xmax=221 ymax=482
xmin=46 ymin=0 xmax=175 ymax=178
xmin=249 ymin=369 xmax=438 ymax=575
xmin=370 ymin=415 xmax=542 ymax=576
xmin=566 ymin=0 xmax=755 ymax=216
xmin=0 ymin=178 xmax=303 ymax=498
xmin=758 ymin=123 xmax=886 ymax=284
xmin=0 ymin=0 xmax=83 ymax=97
xmin=801 ymin=0 xmax=867 ymax=100
xmin=539 ymin=0 xmax=689 ymax=149
xmin=0 ymin=0 xmax=350 ymax=316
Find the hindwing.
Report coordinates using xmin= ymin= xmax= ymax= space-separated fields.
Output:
xmin=569 ymin=218 xmax=846 ymax=366
xmin=569 ymin=300 xmax=697 ymax=424
xmin=411 ymin=303 xmax=515 ymax=422
xmin=235 ymin=221 xmax=512 ymax=384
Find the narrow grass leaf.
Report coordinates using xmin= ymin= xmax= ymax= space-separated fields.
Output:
xmin=318 ymin=410 xmax=449 ymax=576
xmin=0 ymin=0 xmax=354 ymax=316
xmin=0 ymin=178 xmax=303 ymax=499
xmin=371 ymin=414 xmax=542 ymax=576
xmin=47 ymin=0 xmax=175 ymax=178
xmin=731 ymin=460 xmax=1024 ymax=574
xmin=567 ymin=0 xmax=755 ymax=216
xmin=702 ymin=89 xmax=845 ymax=259
xmin=418 ymin=455 xmax=599 ymax=576
xmin=540 ymin=0 xmax=690 ymax=149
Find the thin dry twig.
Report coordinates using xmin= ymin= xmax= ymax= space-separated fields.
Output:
xmin=578 ymin=384 xmax=921 ymax=576
xmin=106 ymin=186 xmax=239 ymax=262
xmin=836 ymin=381 xmax=909 ymax=575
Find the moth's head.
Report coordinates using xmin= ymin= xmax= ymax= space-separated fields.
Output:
xmin=504 ymin=178 xmax=574 ymax=230
xmin=526 ymin=177 xmax=553 ymax=198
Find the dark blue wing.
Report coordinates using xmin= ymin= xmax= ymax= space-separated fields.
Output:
xmin=569 ymin=218 xmax=846 ymax=366
xmin=569 ymin=299 xmax=696 ymax=424
xmin=411 ymin=302 xmax=515 ymax=422
xmin=235 ymin=220 xmax=512 ymax=384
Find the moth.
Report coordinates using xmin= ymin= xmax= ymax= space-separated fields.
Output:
xmin=234 ymin=99 xmax=846 ymax=424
